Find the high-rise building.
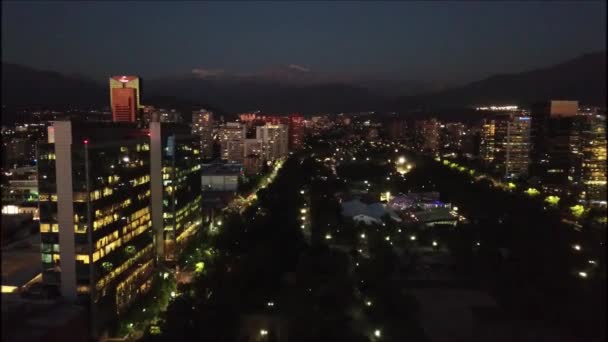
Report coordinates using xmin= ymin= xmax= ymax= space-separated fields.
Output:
xmin=415 ymin=119 xmax=441 ymax=154
xmin=150 ymin=123 xmax=202 ymax=263
xmin=109 ymin=76 xmax=142 ymax=123
xmin=480 ymin=113 xmax=532 ymax=179
xmin=256 ymin=123 xmax=289 ymax=161
xmin=580 ymin=113 xmax=607 ymax=205
xmin=38 ymin=121 xmax=154 ymax=336
xmin=530 ymin=100 xmax=581 ymax=193
xmin=480 ymin=119 xmax=496 ymax=165
xmin=192 ymin=110 xmax=214 ymax=160
xmin=494 ymin=114 xmax=532 ymax=179
xmin=441 ymin=122 xmax=466 ymax=157
xmin=219 ymin=123 xmax=245 ymax=163
xmin=288 ymin=114 xmax=305 ymax=150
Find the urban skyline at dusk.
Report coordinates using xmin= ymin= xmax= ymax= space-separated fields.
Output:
xmin=1 ymin=2 xmax=606 ymax=342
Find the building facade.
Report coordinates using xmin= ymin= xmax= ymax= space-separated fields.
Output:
xmin=38 ymin=121 xmax=154 ymax=336
xmin=109 ymin=76 xmax=142 ymax=123
xmin=219 ymin=123 xmax=245 ymax=163
xmin=256 ymin=123 xmax=289 ymax=161
xmin=580 ymin=113 xmax=607 ymax=205
xmin=150 ymin=123 xmax=202 ymax=264
xmin=192 ymin=109 xmax=214 ymax=160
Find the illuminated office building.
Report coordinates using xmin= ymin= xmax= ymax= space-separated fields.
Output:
xmin=38 ymin=121 xmax=153 ymax=337
xmin=109 ymin=76 xmax=142 ymax=123
xmin=530 ymin=100 xmax=582 ymax=192
xmin=149 ymin=122 xmax=202 ymax=263
xmin=580 ymin=113 xmax=607 ymax=205
xmin=494 ymin=113 xmax=532 ymax=179
xmin=480 ymin=120 xmax=496 ymax=164
xmin=219 ymin=123 xmax=246 ymax=163
xmin=192 ymin=109 xmax=214 ymax=160
xmin=441 ymin=122 xmax=466 ymax=157
xmin=256 ymin=123 xmax=289 ymax=161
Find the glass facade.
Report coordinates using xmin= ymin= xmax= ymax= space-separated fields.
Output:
xmin=38 ymin=132 xmax=155 ymax=327
xmin=581 ymin=114 xmax=607 ymax=203
xmin=161 ymin=133 xmax=202 ymax=263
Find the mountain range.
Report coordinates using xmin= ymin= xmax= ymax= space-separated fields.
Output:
xmin=1 ymin=51 xmax=605 ymax=123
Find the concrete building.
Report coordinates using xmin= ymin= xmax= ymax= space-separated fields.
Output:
xmin=201 ymin=163 xmax=242 ymax=192
xmin=219 ymin=123 xmax=245 ymax=163
xmin=256 ymin=123 xmax=289 ymax=161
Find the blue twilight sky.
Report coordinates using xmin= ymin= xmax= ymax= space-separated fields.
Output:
xmin=1 ymin=1 xmax=606 ymax=84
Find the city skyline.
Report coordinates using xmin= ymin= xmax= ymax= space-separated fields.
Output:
xmin=1 ymin=2 xmax=606 ymax=341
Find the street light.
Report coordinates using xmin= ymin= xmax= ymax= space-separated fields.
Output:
xmin=410 ymin=235 xmax=416 ymax=241
xmin=432 ymin=241 xmax=438 ymax=247
xmin=366 ymin=300 xmax=372 ymax=307
xmin=260 ymin=329 xmax=268 ymax=336
xmin=572 ymin=244 xmax=581 ymax=251
xmin=578 ymin=271 xmax=588 ymax=278
xmin=360 ymin=233 xmax=366 ymax=239
xmin=300 ymin=208 xmax=307 ymax=214
xmin=374 ymin=329 xmax=382 ymax=338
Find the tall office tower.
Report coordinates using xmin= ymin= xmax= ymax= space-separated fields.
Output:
xmin=192 ymin=109 xmax=214 ymax=160
xmin=387 ymin=118 xmax=408 ymax=141
xmin=580 ymin=113 xmax=607 ymax=205
xmin=493 ymin=113 xmax=532 ymax=180
xmin=480 ymin=120 xmax=496 ymax=164
xmin=441 ymin=122 xmax=466 ymax=156
xmin=256 ymin=123 xmax=289 ymax=161
xmin=38 ymin=121 xmax=153 ymax=337
xmin=219 ymin=123 xmax=246 ymax=163
xmin=288 ymin=114 xmax=305 ymax=150
xmin=530 ymin=100 xmax=581 ymax=193
xmin=414 ymin=119 xmax=441 ymax=154
xmin=109 ymin=76 xmax=142 ymax=123
xmin=150 ymin=123 xmax=202 ymax=264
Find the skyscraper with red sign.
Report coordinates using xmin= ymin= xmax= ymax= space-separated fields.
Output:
xmin=109 ymin=76 xmax=142 ymax=122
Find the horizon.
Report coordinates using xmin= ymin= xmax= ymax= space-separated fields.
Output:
xmin=2 ymin=1 xmax=606 ymax=85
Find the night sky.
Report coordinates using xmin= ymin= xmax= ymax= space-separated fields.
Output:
xmin=2 ymin=1 xmax=606 ymax=84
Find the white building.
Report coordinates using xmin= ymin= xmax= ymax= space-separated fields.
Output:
xmin=219 ymin=123 xmax=245 ymax=163
xmin=256 ymin=124 xmax=288 ymax=161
